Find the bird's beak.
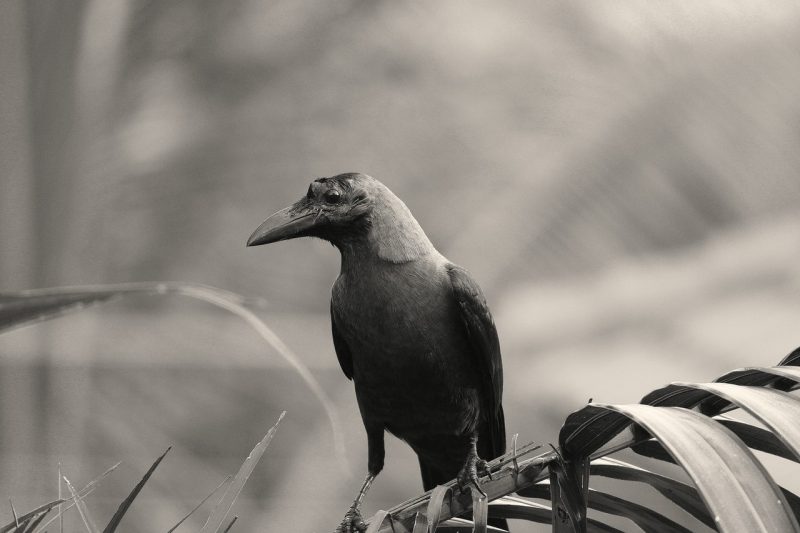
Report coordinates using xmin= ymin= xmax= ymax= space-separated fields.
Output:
xmin=246 ymin=203 xmax=321 ymax=247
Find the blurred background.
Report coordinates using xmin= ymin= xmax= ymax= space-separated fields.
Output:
xmin=2 ymin=0 xmax=800 ymax=530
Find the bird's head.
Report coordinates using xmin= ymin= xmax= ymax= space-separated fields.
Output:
xmin=247 ymin=173 xmax=434 ymax=262
xmin=246 ymin=173 xmax=375 ymax=247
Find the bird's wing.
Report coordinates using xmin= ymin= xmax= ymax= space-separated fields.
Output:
xmin=330 ymin=302 xmax=354 ymax=380
xmin=445 ymin=264 xmax=503 ymax=419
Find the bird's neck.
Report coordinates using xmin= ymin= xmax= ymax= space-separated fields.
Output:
xmin=336 ymin=194 xmax=437 ymax=269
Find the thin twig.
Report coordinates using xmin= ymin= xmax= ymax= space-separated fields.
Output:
xmin=62 ymin=477 xmax=99 ymax=533
xmin=9 ymin=499 xmax=18 ymax=528
xmin=57 ymin=462 xmax=63 ymax=533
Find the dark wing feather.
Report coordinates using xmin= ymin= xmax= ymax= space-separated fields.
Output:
xmin=445 ymin=264 xmax=505 ymax=451
xmin=330 ymin=302 xmax=353 ymax=380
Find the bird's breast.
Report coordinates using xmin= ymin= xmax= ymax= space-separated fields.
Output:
xmin=333 ymin=258 xmax=457 ymax=366
xmin=331 ymin=257 xmax=481 ymax=435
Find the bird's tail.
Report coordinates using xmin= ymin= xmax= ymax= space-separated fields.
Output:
xmin=481 ymin=403 xmax=507 ymax=463
xmin=418 ymin=457 xmax=452 ymax=492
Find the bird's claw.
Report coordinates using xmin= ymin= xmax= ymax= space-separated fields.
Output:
xmin=334 ymin=506 xmax=366 ymax=533
xmin=457 ymin=454 xmax=492 ymax=498
xmin=478 ymin=458 xmax=494 ymax=480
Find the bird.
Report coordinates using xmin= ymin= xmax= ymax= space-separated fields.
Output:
xmin=247 ymin=173 xmax=506 ymax=532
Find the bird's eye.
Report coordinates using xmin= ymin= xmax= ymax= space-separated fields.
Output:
xmin=323 ymin=190 xmax=342 ymax=204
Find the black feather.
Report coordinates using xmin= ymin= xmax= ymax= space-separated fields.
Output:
xmin=330 ymin=301 xmax=354 ymax=380
xmin=446 ymin=263 xmax=506 ymax=454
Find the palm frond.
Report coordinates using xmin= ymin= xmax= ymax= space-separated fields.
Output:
xmin=364 ymin=347 xmax=800 ymax=533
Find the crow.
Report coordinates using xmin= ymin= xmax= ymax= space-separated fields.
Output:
xmin=247 ymin=173 xmax=506 ymax=532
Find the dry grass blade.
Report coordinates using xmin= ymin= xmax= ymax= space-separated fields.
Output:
xmin=75 ymin=462 xmax=123 ymax=498
xmin=0 ymin=291 xmax=118 ymax=333
xmin=364 ymin=511 xmax=390 ymax=533
xmin=167 ymin=475 xmax=232 ymax=533
xmin=34 ymin=462 xmax=120 ymax=533
xmin=221 ymin=516 xmax=238 ymax=533
xmin=434 ymin=518 xmax=506 ymax=532
xmin=31 ymin=489 xmax=96 ymax=533
xmin=199 ymin=412 xmax=284 ymax=533
xmin=101 ymin=447 xmax=171 ymax=533
xmin=11 ymin=507 xmax=54 ymax=533
xmin=19 ymin=510 xmax=51 ymax=533
xmin=425 ymin=485 xmax=452 ymax=533
xmin=0 ymin=283 xmax=346 ymax=470
xmin=58 ymin=462 xmax=62 ymax=533
xmin=9 ymin=500 xmax=18 ymax=529
xmin=547 ymin=449 xmax=585 ymax=531
xmin=62 ymin=477 xmax=99 ymax=533
xmin=470 ymin=490 xmax=487 ymax=533
xmin=412 ymin=512 xmax=428 ymax=533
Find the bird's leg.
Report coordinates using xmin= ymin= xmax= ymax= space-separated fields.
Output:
xmin=335 ymin=473 xmax=375 ymax=533
xmin=457 ymin=433 xmax=492 ymax=497
xmin=335 ymin=426 xmax=384 ymax=533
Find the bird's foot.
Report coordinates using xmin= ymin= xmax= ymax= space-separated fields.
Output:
xmin=457 ymin=451 xmax=493 ymax=497
xmin=334 ymin=505 xmax=366 ymax=533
